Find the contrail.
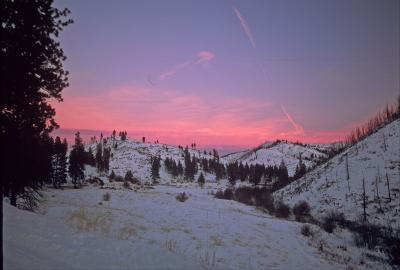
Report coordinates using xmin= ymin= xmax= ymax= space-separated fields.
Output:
xmin=281 ymin=105 xmax=305 ymax=135
xmin=233 ymin=6 xmax=256 ymax=48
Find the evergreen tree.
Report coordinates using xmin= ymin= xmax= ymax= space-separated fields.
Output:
xmin=52 ymin=136 xmax=68 ymax=188
xmin=293 ymin=156 xmax=307 ymax=180
xmin=151 ymin=156 xmax=161 ymax=181
xmin=278 ymin=159 xmax=289 ymax=187
xmin=197 ymin=172 xmax=205 ymax=187
xmin=124 ymin=170 xmax=134 ymax=182
xmin=68 ymin=132 xmax=85 ymax=188
xmin=1 ymin=0 xmax=72 ymax=206
xmin=95 ymin=143 xmax=103 ymax=172
xmin=103 ymin=147 xmax=111 ymax=172
xmin=109 ymin=170 xmax=116 ymax=180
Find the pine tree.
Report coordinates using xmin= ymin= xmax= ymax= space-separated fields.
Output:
xmin=69 ymin=132 xmax=85 ymax=188
xmin=125 ymin=170 xmax=134 ymax=182
xmin=197 ymin=172 xmax=205 ymax=187
xmin=52 ymin=136 xmax=68 ymax=188
xmin=95 ymin=143 xmax=103 ymax=172
xmin=151 ymin=156 xmax=161 ymax=181
xmin=1 ymin=0 xmax=72 ymax=206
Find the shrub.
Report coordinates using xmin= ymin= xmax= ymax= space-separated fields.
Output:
xmin=114 ymin=176 xmax=124 ymax=182
xmin=223 ymin=189 xmax=234 ymax=200
xmin=176 ymin=192 xmax=188 ymax=202
xmin=301 ymin=224 xmax=312 ymax=237
xmin=325 ymin=210 xmax=348 ymax=227
xmin=255 ymin=190 xmax=275 ymax=213
xmin=123 ymin=181 xmax=130 ymax=189
xmin=293 ymin=201 xmax=311 ymax=221
xmin=275 ymin=201 xmax=290 ymax=218
xmin=102 ymin=192 xmax=111 ymax=201
xmin=234 ymin=187 xmax=254 ymax=205
xmin=321 ymin=218 xmax=336 ymax=233
xmin=214 ymin=190 xmax=224 ymax=199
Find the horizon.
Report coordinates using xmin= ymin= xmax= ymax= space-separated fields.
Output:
xmin=52 ymin=0 xmax=399 ymax=148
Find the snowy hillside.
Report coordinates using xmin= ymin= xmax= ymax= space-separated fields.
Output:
xmin=4 ymin=183 xmax=392 ymax=269
xmin=223 ymin=140 xmax=332 ymax=176
xmin=85 ymin=139 xmax=219 ymax=183
xmin=274 ymin=119 xmax=400 ymax=227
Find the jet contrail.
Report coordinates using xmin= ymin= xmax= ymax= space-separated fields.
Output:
xmin=233 ymin=6 xmax=256 ymax=48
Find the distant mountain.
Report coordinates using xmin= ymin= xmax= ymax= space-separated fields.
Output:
xmin=222 ymin=140 xmax=336 ymax=176
xmin=274 ymin=119 xmax=400 ymax=227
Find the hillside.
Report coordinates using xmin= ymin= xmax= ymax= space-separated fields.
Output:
xmin=274 ymin=119 xmax=400 ymax=227
xmin=4 ymin=183 xmax=392 ymax=269
xmin=85 ymin=139 xmax=220 ymax=183
xmin=222 ymin=140 xmax=333 ymax=176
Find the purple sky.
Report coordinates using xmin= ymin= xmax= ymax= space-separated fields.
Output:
xmin=52 ymin=0 xmax=399 ymax=148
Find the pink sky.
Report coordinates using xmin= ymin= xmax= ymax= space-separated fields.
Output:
xmin=52 ymin=83 xmax=355 ymax=147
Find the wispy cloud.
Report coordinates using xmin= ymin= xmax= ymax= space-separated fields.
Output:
xmin=159 ymin=61 xmax=191 ymax=81
xmin=233 ymin=6 xmax=256 ymax=48
xmin=281 ymin=105 xmax=305 ymax=136
xmin=158 ymin=51 xmax=215 ymax=81
xmin=196 ymin=51 xmax=215 ymax=65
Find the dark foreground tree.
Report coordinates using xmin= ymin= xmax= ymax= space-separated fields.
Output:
xmin=1 ymin=1 xmax=73 ymax=205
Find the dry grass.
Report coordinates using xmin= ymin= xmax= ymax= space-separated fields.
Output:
xmin=118 ymin=225 xmax=136 ymax=240
xmin=165 ymin=239 xmax=177 ymax=253
xmin=210 ymin=235 xmax=223 ymax=247
xmin=68 ymin=207 xmax=111 ymax=235
xmin=199 ymin=249 xmax=217 ymax=268
xmin=103 ymin=192 xmax=111 ymax=201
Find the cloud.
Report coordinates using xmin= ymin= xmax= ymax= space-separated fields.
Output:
xmin=158 ymin=51 xmax=215 ymax=81
xmin=52 ymin=85 xmax=351 ymax=146
xmin=233 ymin=6 xmax=256 ymax=48
xmin=159 ymin=61 xmax=192 ymax=81
xmin=196 ymin=51 xmax=215 ymax=65
xmin=280 ymin=105 xmax=305 ymax=136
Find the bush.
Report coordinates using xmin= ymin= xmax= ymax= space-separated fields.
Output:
xmin=176 ymin=192 xmax=188 ymax=202
xmin=321 ymin=219 xmax=335 ymax=233
xmin=255 ymin=190 xmax=275 ymax=213
xmin=123 ymin=181 xmax=130 ymax=189
xmin=114 ymin=176 xmax=124 ymax=182
xmin=301 ymin=224 xmax=312 ymax=237
xmin=214 ymin=190 xmax=224 ymax=199
xmin=234 ymin=187 xmax=254 ymax=205
xmin=293 ymin=201 xmax=311 ymax=221
xmin=102 ymin=192 xmax=111 ymax=201
xmin=325 ymin=210 xmax=348 ymax=227
xmin=275 ymin=201 xmax=290 ymax=218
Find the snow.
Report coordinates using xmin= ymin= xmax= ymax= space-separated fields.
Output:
xmin=222 ymin=140 xmax=331 ymax=176
xmin=4 ymin=181 xmax=393 ymax=269
xmin=274 ymin=119 xmax=400 ymax=227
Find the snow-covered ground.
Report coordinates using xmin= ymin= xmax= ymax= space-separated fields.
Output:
xmin=4 ymin=182 xmax=392 ymax=269
xmin=274 ymin=119 xmax=400 ymax=227
xmin=223 ymin=140 xmax=331 ymax=176
xmin=85 ymin=139 xmax=219 ymax=184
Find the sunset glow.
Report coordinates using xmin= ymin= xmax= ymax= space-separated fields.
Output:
xmin=53 ymin=0 xmax=399 ymax=148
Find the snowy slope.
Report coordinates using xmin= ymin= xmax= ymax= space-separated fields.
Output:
xmin=223 ymin=140 xmax=331 ymax=176
xmin=274 ymin=119 xmax=400 ymax=227
xmin=4 ymin=184 xmax=392 ymax=269
xmin=85 ymin=139 xmax=219 ymax=183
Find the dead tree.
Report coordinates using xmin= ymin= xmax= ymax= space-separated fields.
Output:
xmin=382 ymin=132 xmax=387 ymax=151
xmin=345 ymin=154 xmax=350 ymax=192
xmin=362 ymin=175 xmax=367 ymax=223
xmin=386 ymin=172 xmax=391 ymax=202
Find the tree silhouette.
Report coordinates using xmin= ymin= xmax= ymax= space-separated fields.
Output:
xmin=1 ymin=0 xmax=72 ymax=205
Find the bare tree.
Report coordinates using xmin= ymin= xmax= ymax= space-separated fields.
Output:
xmin=386 ymin=172 xmax=391 ymax=202
xmin=362 ymin=175 xmax=367 ymax=223
xmin=345 ymin=154 xmax=350 ymax=192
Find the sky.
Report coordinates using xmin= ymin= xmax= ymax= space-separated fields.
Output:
xmin=52 ymin=0 xmax=399 ymax=150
